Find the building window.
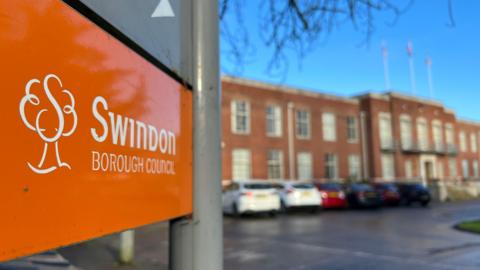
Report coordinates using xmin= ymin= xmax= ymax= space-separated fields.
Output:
xmin=470 ymin=133 xmax=478 ymax=153
xmin=324 ymin=154 xmax=338 ymax=180
xmin=297 ymin=152 xmax=312 ymax=181
xmin=379 ymin=113 xmax=393 ymax=149
xmin=267 ymin=150 xmax=283 ymax=180
xmin=405 ymin=160 xmax=413 ymax=179
xmin=232 ymin=149 xmax=251 ymax=180
xmin=347 ymin=116 xmax=359 ymax=143
xmin=449 ymin=158 xmax=457 ymax=178
xmin=473 ymin=161 xmax=479 ymax=178
xmin=462 ymin=159 xmax=469 ymax=178
xmin=417 ymin=118 xmax=429 ymax=150
xmin=432 ymin=120 xmax=443 ymax=151
xmin=296 ymin=109 xmax=311 ymax=139
xmin=266 ymin=105 xmax=282 ymax=137
xmin=445 ymin=124 xmax=455 ymax=150
xmin=322 ymin=113 xmax=336 ymax=142
xmin=459 ymin=131 xmax=467 ymax=152
xmin=381 ymin=154 xmax=395 ymax=180
xmin=400 ymin=115 xmax=412 ymax=150
xmin=231 ymin=100 xmax=250 ymax=134
xmin=348 ymin=155 xmax=361 ymax=180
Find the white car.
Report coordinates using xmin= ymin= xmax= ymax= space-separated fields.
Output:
xmin=274 ymin=181 xmax=322 ymax=212
xmin=223 ymin=181 xmax=281 ymax=216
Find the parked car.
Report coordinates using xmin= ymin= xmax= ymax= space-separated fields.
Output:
xmin=314 ymin=182 xmax=348 ymax=209
xmin=396 ymin=183 xmax=431 ymax=207
xmin=373 ymin=182 xmax=401 ymax=206
xmin=274 ymin=181 xmax=322 ymax=213
xmin=222 ymin=181 xmax=281 ymax=216
xmin=345 ymin=183 xmax=382 ymax=209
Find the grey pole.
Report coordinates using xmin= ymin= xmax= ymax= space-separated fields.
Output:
xmin=170 ymin=0 xmax=222 ymax=269
xmin=119 ymin=230 xmax=135 ymax=264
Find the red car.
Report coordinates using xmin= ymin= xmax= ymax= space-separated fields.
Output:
xmin=314 ymin=182 xmax=347 ymax=209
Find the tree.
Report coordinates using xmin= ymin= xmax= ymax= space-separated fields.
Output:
xmin=19 ymin=74 xmax=77 ymax=174
xmin=220 ymin=0 xmax=456 ymax=77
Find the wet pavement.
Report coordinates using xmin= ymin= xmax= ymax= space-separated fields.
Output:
xmin=59 ymin=201 xmax=480 ymax=269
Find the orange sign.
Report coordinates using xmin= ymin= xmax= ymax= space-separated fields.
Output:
xmin=0 ymin=0 xmax=192 ymax=261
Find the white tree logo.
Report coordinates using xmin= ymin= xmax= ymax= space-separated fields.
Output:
xmin=19 ymin=74 xmax=78 ymax=174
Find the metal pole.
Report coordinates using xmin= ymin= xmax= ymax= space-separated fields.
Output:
xmin=192 ymin=0 xmax=222 ymax=267
xmin=119 ymin=230 xmax=135 ymax=264
xmin=170 ymin=0 xmax=222 ymax=269
xmin=408 ymin=56 xmax=416 ymax=95
xmin=381 ymin=42 xmax=391 ymax=90
xmin=426 ymin=57 xmax=434 ymax=99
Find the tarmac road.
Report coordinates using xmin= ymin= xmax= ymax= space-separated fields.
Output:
xmin=59 ymin=201 xmax=480 ymax=270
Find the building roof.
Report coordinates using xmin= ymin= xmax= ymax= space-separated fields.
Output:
xmin=221 ymin=76 xmax=480 ymax=126
xmin=222 ymin=76 xmax=359 ymax=104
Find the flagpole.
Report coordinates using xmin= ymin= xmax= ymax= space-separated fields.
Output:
xmin=426 ymin=57 xmax=434 ymax=99
xmin=381 ymin=42 xmax=391 ymax=90
xmin=407 ymin=41 xmax=416 ymax=95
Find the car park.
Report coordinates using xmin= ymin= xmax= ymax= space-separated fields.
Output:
xmin=222 ymin=181 xmax=281 ymax=216
xmin=274 ymin=181 xmax=322 ymax=213
xmin=314 ymin=182 xmax=348 ymax=209
xmin=345 ymin=183 xmax=382 ymax=209
xmin=396 ymin=183 xmax=431 ymax=207
xmin=373 ymin=182 xmax=401 ymax=206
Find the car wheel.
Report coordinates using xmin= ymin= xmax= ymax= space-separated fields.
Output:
xmin=421 ymin=201 xmax=429 ymax=207
xmin=309 ymin=206 xmax=319 ymax=214
xmin=268 ymin=211 xmax=277 ymax=218
xmin=232 ymin=203 xmax=239 ymax=217
xmin=280 ymin=201 xmax=288 ymax=213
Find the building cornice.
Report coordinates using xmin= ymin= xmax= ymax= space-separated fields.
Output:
xmin=222 ymin=76 xmax=359 ymax=105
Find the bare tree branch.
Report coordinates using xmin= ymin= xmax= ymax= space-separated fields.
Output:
xmin=219 ymin=0 xmax=446 ymax=78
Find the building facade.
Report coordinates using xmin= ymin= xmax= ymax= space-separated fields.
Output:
xmin=222 ymin=76 xmax=480 ymax=184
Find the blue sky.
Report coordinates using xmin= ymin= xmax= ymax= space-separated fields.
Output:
xmin=220 ymin=0 xmax=480 ymax=121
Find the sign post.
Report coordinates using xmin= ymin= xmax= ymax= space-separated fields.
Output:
xmin=170 ymin=0 xmax=222 ymax=269
xmin=0 ymin=1 xmax=221 ymax=268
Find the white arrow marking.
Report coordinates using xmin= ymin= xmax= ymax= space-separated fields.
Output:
xmin=151 ymin=0 xmax=175 ymax=18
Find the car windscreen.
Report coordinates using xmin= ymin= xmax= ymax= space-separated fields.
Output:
xmin=351 ymin=184 xmax=373 ymax=191
xmin=318 ymin=183 xmax=342 ymax=191
xmin=243 ymin=183 xmax=273 ymax=190
xmin=377 ymin=183 xmax=398 ymax=191
xmin=293 ymin=183 xmax=315 ymax=189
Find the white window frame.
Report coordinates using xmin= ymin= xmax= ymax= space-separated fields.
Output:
xmin=325 ymin=153 xmax=338 ymax=180
xmin=322 ymin=112 xmax=337 ymax=142
xmin=266 ymin=105 xmax=282 ymax=137
xmin=379 ymin=113 xmax=393 ymax=149
xmin=462 ymin=159 xmax=470 ymax=178
xmin=381 ymin=153 xmax=395 ymax=180
xmin=416 ymin=118 xmax=429 ymax=151
xmin=473 ymin=160 xmax=479 ymax=178
xmin=267 ymin=150 xmax=284 ymax=180
xmin=445 ymin=123 xmax=455 ymax=148
xmin=449 ymin=158 xmax=457 ymax=178
xmin=471 ymin=133 xmax=478 ymax=153
xmin=232 ymin=149 xmax=251 ymax=180
xmin=296 ymin=109 xmax=311 ymax=139
xmin=297 ymin=152 xmax=313 ymax=181
xmin=231 ymin=100 xmax=250 ymax=134
xmin=432 ymin=120 xmax=443 ymax=152
xmin=459 ymin=131 xmax=467 ymax=152
xmin=348 ymin=154 xmax=361 ymax=180
xmin=347 ymin=116 xmax=359 ymax=143
xmin=400 ymin=114 xmax=412 ymax=150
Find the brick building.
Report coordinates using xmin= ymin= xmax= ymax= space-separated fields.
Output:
xmin=221 ymin=76 xmax=480 ymax=184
